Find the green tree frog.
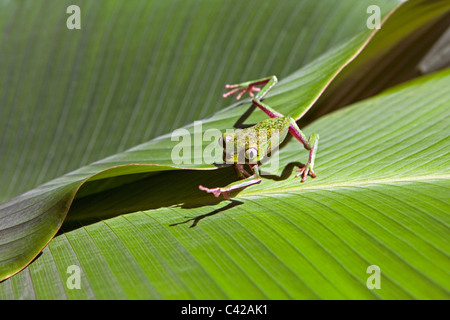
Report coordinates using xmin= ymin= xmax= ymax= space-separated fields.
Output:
xmin=199 ymin=76 xmax=319 ymax=199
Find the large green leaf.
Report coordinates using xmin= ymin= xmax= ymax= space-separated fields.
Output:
xmin=0 ymin=0 xmax=409 ymax=281
xmin=2 ymin=68 xmax=448 ymax=299
xmin=1 ymin=0 xmax=449 ymax=299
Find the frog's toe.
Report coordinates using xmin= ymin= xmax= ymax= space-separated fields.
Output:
xmin=295 ymin=165 xmax=316 ymax=182
xmin=199 ymin=185 xmax=221 ymax=197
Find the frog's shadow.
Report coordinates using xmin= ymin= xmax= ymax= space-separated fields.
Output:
xmin=169 ymin=199 xmax=244 ymax=228
xmin=233 ymin=103 xmax=257 ymax=129
xmin=168 ymin=160 xmax=304 ymax=227
xmin=233 ymin=102 xmax=310 ymax=129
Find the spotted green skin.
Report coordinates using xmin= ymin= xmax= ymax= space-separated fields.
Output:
xmin=222 ymin=117 xmax=291 ymax=164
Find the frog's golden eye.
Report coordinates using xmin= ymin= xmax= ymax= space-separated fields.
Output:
xmin=245 ymin=147 xmax=258 ymax=160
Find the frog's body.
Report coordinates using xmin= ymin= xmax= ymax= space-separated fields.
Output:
xmin=222 ymin=116 xmax=291 ymax=164
xmin=199 ymin=76 xmax=319 ymax=199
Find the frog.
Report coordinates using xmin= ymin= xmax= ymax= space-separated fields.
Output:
xmin=199 ymin=76 xmax=319 ymax=199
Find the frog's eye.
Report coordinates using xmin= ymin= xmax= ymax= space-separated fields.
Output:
xmin=245 ymin=147 xmax=258 ymax=160
xmin=218 ymin=136 xmax=223 ymax=147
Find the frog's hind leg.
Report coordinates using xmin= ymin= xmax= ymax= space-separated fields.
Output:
xmin=223 ymin=76 xmax=277 ymax=100
xmin=223 ymin=75 xmax=285 ymax=120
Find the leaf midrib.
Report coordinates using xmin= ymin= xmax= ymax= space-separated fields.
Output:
xmin=240 ymin=173 xmax=450 ymax=197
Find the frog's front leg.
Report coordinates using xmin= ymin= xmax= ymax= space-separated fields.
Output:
xmin=235 ymin=163 xmax=252 ymax=178
xmin=199 ymin=164 xmax=262 ymax=200
xmin=288 ymin=118 xmax=319 ymax=182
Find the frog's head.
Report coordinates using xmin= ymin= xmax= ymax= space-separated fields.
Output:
xmin=219 ymin=131 xmax=259 ymax=164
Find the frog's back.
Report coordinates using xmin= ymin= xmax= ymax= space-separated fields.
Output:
xmin=253 ymin=116 xmax=290 ymax=132
xmin=251 ymin=117 xmax=291 ymax=141
xmin=249 ymin=116 xmax=291 ymax=151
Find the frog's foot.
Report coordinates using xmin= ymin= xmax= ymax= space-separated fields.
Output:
xmin=199 ymin=185 xmax=231 ymax=200
xmin=235 ymin=164 xmax=252 ymax=179
xmin=223 ymin=83 xmax=261 ymax=100
xmin=295 ymin=163 xmax=316 ymax=182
